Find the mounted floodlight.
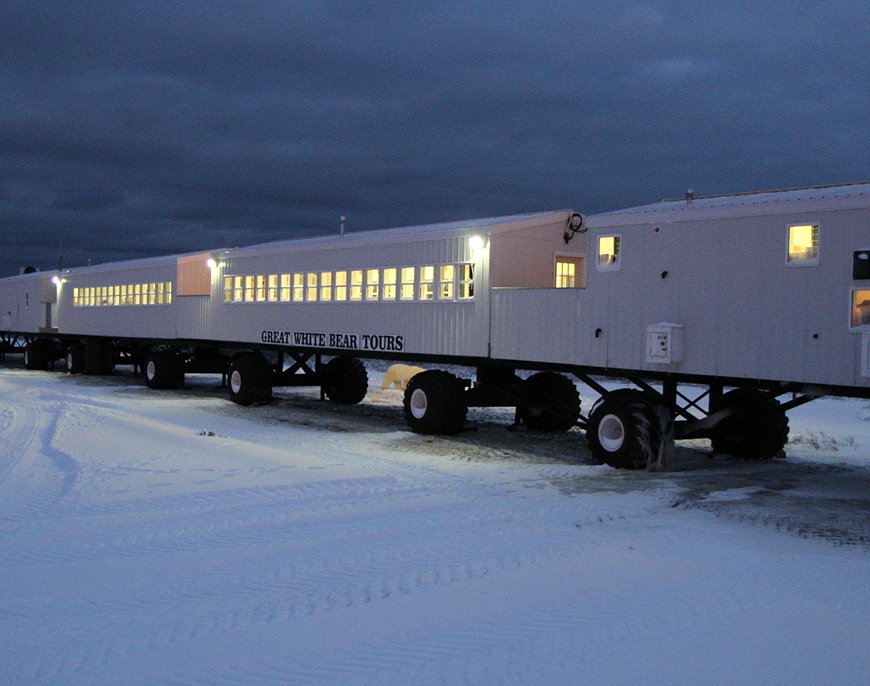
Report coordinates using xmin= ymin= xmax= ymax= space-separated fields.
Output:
xmin=206 ymin=258 xmax=218 ymax=270
xmin=468 ymin=235 xmax=486 ymax=250
xmin=51 ymin=276 xmax=61 ymax=285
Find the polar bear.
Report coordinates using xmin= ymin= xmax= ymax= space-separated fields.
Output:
xmin=381 ymin=364 xmax=427 ymax=390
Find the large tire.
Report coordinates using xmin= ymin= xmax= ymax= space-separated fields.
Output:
xmin=403 ymin=370 xmax=467 ymax=435
xmin=321 ymin=357 xmax=368 ymax=404
xmin=587 ymin=391 xmax=661 ymax=469
xmin=24 ymin=340 xmax=50 ymax=370
xmin=517 ymin=372 xmax=580 ymax=431
xmin=228 ymin=353 xmax=273 ymax=406
xmin=710 ymin=389 xmax=789 ymax=460
xmin=83 ymin=339 xmax=114 ymax=375
xmin=66 ymin=342 xmax=85 ymax=374
xmin=144 ymin=350 xmax=184 ymax=389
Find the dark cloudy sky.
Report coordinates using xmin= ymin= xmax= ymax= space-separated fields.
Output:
xmin=1 ymin=1 xmax=868 ymax=276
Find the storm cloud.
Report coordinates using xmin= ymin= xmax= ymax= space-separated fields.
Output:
xmin=1 ymin=1 xmax=867 ymax=275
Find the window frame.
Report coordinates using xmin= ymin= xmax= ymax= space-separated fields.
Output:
xmin=786 ymin=223 xmax=820 ymax=267
xmin=597 ymin=234 xmax=622 ymax=272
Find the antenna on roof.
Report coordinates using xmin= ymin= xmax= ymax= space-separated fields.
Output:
xmin=685 ymin=189 xmax=694 ymax=204
xmin=340 ymin=215 xmax=346 ymax=237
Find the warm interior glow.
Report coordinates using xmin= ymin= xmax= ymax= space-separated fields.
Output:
xmin=852 ymin=289 xmax=870 ymax=328
xmin=788 ymin=224 xmax=819 ymax=263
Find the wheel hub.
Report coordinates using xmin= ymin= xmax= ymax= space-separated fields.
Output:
xmin=230 ymin=370 xmax=243 ymax=395
xmin=598 ymin=414 xmax=625 ymax=452
xmin=409 ymin=388 xmax=428 ymax=419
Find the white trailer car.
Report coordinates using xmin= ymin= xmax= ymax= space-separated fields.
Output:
xmin=2 ymin=182 xmax=869 ymax=468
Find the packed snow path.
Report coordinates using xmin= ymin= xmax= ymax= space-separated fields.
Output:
xmin=1 ymin=365 xmax=868 ymax=685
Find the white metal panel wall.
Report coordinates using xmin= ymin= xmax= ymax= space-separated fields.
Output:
xmin=179 ymin=231 xmax=492 ymax=358
xmin=57 ymin=263 xmax=178 ymax=339
xmin=492 ymin=204 xmax=870 ymax=390
xmin=0 ymin=273 xmax=46 ymax=333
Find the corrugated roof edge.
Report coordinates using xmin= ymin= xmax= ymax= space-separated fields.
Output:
xmin=592 ymin=181 xmax=870 ymax=219
xmin=19 ymin=210 xmax=570 ymax=277
xmin=222 ymin=209 xmax=571 ymax=257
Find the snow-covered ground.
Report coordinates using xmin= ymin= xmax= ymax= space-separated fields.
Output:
xmin=1 ymin=362 xmax=868 ymax=685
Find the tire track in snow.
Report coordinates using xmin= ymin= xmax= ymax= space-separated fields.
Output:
xmin=0 ymin=390 xmax=79 ymax=524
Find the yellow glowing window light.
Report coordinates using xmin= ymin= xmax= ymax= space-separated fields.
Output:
xmin=366 ymin=269 xmax=379 ymax=301
xmin=852 ymin=289 xmax=870 ymax=328
xmin=598 ymin=236 xmax=620 ymax=269
xmin=382 ymin=268 xmax=397 ymax=300
xmin=320 ymin=271 xmax=332 ymax=301
xmin=788 ymin=224 xmax=819 ymax=263
xmin=334 ymin=271 xmax=347 ymax=301
xmin=400 ymin=267 xmax=415 ymax=300
xmin=350 ymin=270 xmax=363 ymax=301
xmin=419 ymin=265 xmax=434 ymax=300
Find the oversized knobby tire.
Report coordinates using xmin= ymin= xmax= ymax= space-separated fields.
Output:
xmin=144 ymin=350 xmax=184 ymax=389
xmin=321 ymin=357 xmax=368 ymax=404
xmin=83 ymin=339 xmax=114 ymax=375
xmin=403 ymin=370 xmax=467 ymax=435
xmin=587 ymin=391 xmax=662 ymax=469
xmin=66 ymin=343 xmax=85 ymax=374
xmin=228 ymin=353 xmax=273 ymax=406
xmin=710 ymin=389 xmax=789 ymax=460
xmin=517 ymin=372 xmax=581 ymax=431
xmin=24 ymin=341 xmax=50 ymax=370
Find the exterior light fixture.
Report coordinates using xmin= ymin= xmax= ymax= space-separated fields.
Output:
xmin=468 ymin=235 xmax=486 ymax=250
xmin=206 ymin=258 xmax=218 ymax=270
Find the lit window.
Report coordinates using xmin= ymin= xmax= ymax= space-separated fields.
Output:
xmin=788 ymin=224 xmax=819 ymax=265
xmin=268 ymin=274 xmax=278 ymax=302
xmin=244 ymin=276 xmax=255 ymax=302
xmin=438 ymin=265 xmax=455 ymax=300
xmin=401 ymin=267 xmax=415 ymax=300
xmin=350 ymin=270 xmax=363 ymax=301
xmin=383 ymin=268 xmax=397 ymax=300
xmin=232 ymin=276 xmax=242 ymax=302
xmin=306 ymin=273 xmax=318 ymax=301
xmin=459 ymin=264 xmax=474 ymax=299
xmin=280 ymin=274 xmax=291 ymax=301
xmin=157 ymin=282 xmax=165 ymax=305
xmin=366 ymin=269 xmax=379 ymax=301
xmin=165 ymin=281 xmax=172 ymax=304
xmin=556 ymin=258 xmax=585 ymax=288
xmin=256 ymin=275 xmax=267 ymax=302
xmin=320 ymin=271 xmax=332 ymax=301
xmin=851 ymin=289 xmax=870 ymax=328
xmin=289 ymin=274 xmax=302 ymax=301
xmin=598 ymin=236 xmax=621 ymax=271
xmin=334 ymin=271 xmax=347 ymax=301
xmin=148 ymin=283 xmax=157 ymax=305
xmin=419 ymin=266 xmax=435 ymax=300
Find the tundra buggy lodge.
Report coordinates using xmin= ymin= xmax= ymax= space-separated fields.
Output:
xmin=2 ymin=182 xmax=869 ymax=469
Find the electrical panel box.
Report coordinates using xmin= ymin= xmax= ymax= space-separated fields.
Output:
xmin=854 ymin=251 xmax=870 ymax=280
xmin=645 ymin=323 xmax=684 ymax=364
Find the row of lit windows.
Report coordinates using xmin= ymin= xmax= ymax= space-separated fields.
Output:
xmin=72 ymin=282 xmax=173 ymax=307
xmin=223 ymin=264 xmax=475 ymax=304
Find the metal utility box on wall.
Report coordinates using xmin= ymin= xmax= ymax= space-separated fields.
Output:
xmin=645 ymin=323 xmax=683 ymax=364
